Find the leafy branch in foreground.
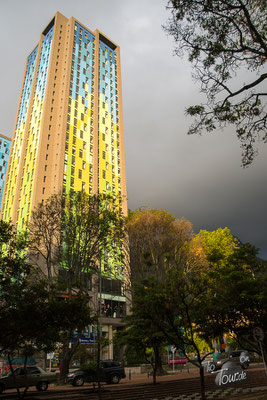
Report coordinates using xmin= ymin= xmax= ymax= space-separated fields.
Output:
xmin=164 ymin=0 xmax=267 ymax=166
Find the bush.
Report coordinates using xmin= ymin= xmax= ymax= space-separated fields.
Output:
xmin=124 ymin=345 xmax=147 ymax=366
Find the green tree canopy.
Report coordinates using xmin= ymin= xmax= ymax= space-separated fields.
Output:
xmin=0 ymin=221 xmax=94 ymax=399
xmin=29 ymin=192 xmax=126 ymax=382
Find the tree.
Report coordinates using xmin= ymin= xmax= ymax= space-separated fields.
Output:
xmin=0 ymin=221 xmax=94 ymax=399
xmin=29 ymin=194 xmax=62 ymax=284
xmin=116 ymin=282 xmax=167 ymax=385
xmin=126 ymin=208 xmax=194 ymax=284
xmin=29 ymin=192 xmax=126 ymax=384
xmin=126 ymin=209 xmax=212 ymax=399
xmin=195 ymin=232 xmax=267 ymax=363
xmin=164 ymin=0 xmax=267 ymax=166
xmin=59 ymin=191 xmax=125 ymax=294
xmin=126 ymin=275 xmax=212 ymax=400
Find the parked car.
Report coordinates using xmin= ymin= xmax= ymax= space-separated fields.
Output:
xmin=66 ymin=360 xmax=126 ymax=386
xmin=0 ymin=366 xmax=57 ymax=394
xmin=203 ymin=350 xmax=250 ymax=372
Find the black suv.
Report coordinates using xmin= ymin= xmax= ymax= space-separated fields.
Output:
xmin=205 ymin=350 xmax=250 ymax=372
xmin=66 ymin=360 xmax=126 ymax=386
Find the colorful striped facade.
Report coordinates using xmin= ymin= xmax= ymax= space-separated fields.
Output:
xmin=1 ymin=12 xmax=127 ymax=230
xmin=0 ymin=134 xmax=11 ymax=209
xmin=1 ymin=12 xmax=128 ymax=359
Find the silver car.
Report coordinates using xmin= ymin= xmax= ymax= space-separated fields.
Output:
xmin=204 ymin=350 xmax=250 ymax=372
xmin=0 ymin=366 xmax=57 ymax=394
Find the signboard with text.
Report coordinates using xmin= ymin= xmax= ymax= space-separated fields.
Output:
xmin=168 ymin=358 xmax=187 ymax=365
xmin=71 ymin=337 xmax=95 ymax=344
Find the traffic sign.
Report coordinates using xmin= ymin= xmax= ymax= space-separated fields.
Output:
xmin=252 ymin=326 xmax=265 ymax=342
xmin=170 ymin=346 xmax=176 ymax=354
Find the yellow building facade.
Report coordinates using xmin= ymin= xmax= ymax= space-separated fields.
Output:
xmin=1 ymin=12 xmax=127 ymax=228
xmin=1 ymin=12 xmax=128 ymax=360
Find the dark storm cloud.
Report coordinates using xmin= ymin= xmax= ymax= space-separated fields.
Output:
xmin=1 ymin=0 xmax=266 ymax=258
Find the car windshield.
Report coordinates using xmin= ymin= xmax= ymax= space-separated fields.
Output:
xmin=7 ymin=366 xmax=45 ymax=376
xmin=216 ymin=353 xmax=228 ymax=360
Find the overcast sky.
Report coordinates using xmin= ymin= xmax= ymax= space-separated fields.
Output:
xmin=1 ymin=0 xmax=266 ymax=258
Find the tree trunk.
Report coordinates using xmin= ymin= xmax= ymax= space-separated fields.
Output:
xmin=199 ymin=365 xmax=206 ymax=400
xmin=152 ymin=346 xmax=160 ymax=385
xmin=7 ymin=353 xmax=21 ymax=399
xmin=59 ymin=334 xmax=80 ymax=383
xmin=262 ymin=339 xmax=267 ymax=366
xmin=152 ymin=365 xmax=157 ymax=385
xmin=158 ymin=352 xmax=165 ymax=374
xmin=21 ymin=354 xmax=30 ymax=399
xmin=96 ymin=321 xmax=102 ymax=400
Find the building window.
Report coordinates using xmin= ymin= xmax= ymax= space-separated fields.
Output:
xmin=102 ymin=170 xmax=106 ymax=179
xmin=78 ymin=170 xmax=82 ymax=179
xmin=79 ymin=149 xmax=83 ymax=158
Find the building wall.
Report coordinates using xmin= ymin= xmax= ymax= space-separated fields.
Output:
xmin=1 ymin=12 xmax=127 ymax=229
xmin=0 ymin=135 xmax=11 ymax=209
xmin=1 ymin=12 xmax=128 ymax=359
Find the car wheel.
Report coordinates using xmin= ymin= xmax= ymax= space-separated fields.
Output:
xmin=73 ymin=376 xmax=84 ymax=386
xmin=110 ymin=374 xmax=120 ymax=384
xmin=0 ymin=384 xmax=5 ymax=394
xmin=36 ymin=381 xmax=48 ymax=391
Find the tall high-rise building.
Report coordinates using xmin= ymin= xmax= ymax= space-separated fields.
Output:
xmin=0 ymin=134 xmax=11 ymax=209
xmin=1 ymin=12 xmax=128 ymax=359
xmin=2 ymin=12 xmax=127 ymax=229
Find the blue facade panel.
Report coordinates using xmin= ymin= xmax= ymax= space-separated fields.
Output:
xmin=0 ymin=136 xmax=11 ymax=209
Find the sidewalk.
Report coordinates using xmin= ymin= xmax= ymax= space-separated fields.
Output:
xmin=122 ymin=368 xmax=200 ymax=385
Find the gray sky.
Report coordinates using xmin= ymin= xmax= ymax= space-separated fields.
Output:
xmin=1 ymin=0 xmax=266 ymax=258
